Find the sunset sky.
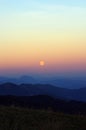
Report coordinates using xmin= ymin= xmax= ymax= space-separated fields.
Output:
xmin=0 ymin=0 xmax=86 ymax=77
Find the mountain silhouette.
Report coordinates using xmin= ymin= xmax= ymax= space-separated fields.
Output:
xmin=0 ymin=83 xmax=86 ymax=102
xmin=0 ymin=75 xmax=86 ymax=89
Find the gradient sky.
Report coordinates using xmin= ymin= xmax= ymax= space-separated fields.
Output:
xmin=0 ymin=0 xmax=86 ymax=76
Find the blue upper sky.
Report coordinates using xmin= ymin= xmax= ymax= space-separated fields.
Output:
xmin=0 ymin=0 xmax=86 ymax=12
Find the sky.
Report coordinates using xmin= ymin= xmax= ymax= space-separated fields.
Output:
xmin=0 ymin=0 xmax=86 ymax=77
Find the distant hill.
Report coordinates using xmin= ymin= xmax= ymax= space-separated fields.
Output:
xmin=0 ymin=83 xmax=86 ymax=102
xmin=0 ymin=75 xmax=86 ymax=89
xmin=0 ymin=76 xmax=36 ymax=84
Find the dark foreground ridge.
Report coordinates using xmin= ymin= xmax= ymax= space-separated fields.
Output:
xmin=0 ymin=95 xmax=86 ymax=115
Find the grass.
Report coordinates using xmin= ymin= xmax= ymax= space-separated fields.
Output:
xmin=0 ymin=106 xmax=86 ymax=130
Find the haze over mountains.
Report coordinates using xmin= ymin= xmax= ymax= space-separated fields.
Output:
xmin=0 ymin=75 xmax=86 ymax=89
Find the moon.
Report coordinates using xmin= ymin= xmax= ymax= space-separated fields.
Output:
xmin=40 ymin=61 xmax=45 ymax=66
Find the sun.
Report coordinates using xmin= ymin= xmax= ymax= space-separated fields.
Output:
xmin=40 ymin=61 xmax=45 ymax=66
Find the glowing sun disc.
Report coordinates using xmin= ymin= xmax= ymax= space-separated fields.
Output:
xmin=40 ymin=61 xmax=45 ymax=66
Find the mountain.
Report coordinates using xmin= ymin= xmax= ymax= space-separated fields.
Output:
xmin=0 ymin=76 xmax=36 ymax=84
xmin=0 ymin=75 xmax=86 ymax=89
xmin=42 ymin=78 xmax=86 ymax=89
xmin=0 ymin=83 xmax=86 ymax=102
xmin=0 ymin=83 xmax=44 ymax=96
